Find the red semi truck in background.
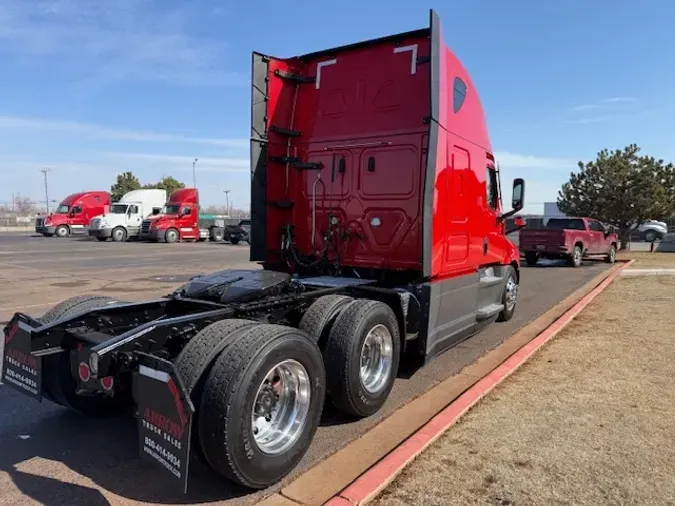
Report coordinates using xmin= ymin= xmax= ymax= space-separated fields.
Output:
xmin=4 ymin=10 xmax=526 ymax=493
xmin=35 ymin=191 xmax=110 ymax=237
xmin=140 ymin=188 xmax=250 ymax=244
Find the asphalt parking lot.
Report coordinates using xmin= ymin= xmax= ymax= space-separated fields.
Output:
xmin=0 ymin=232 xmax=612 ymax=506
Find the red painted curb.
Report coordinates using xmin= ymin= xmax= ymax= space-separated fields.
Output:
xmin=329 ymin=260 xmax=634 ymax=506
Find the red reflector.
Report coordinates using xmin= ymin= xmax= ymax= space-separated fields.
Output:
xmin=100 ymin=376 xmax=114 ymax=391
xmin=78 ymin=362 xmax=91 ymax=382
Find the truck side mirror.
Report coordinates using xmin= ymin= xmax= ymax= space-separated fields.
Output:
xmin=498 ymin=178 xmax=525 ymax=222
xmin=511 ymin=178 xmax=525 ymax=212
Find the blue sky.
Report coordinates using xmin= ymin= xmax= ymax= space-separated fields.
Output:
xmin=0 ymin=0 xmax=673 ymax=214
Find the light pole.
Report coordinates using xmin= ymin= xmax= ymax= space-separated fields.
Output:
xmin=223 ymin=189 xmax=230 ymax=217
xmin=192 ymin=158 xmax=198 ymax=188
xmin=40 ymin=167 xmax=51 ymax=214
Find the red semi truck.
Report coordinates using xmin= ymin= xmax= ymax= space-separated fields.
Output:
xmin=3 ymin=10 xmax=525 ymax=493
xmin=139 ymin=188 xmax=246 ymax=243
xmin=35 ymin=191 xmax=110 ymax=237
xmin=140 ymin=188 xmax=202 ymax=242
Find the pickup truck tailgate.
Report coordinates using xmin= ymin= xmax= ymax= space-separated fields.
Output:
xmin=520 ymin=229 xmax=566 ymax=248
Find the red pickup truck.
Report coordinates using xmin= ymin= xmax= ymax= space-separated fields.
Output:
xmin=519 ymin=217 xmax=618 ymax=267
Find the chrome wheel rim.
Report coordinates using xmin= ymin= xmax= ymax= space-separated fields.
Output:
xmin=505 ymin=276 xmax=518 ymax=311
xmin=574 ymin=248 xmax=581 ymax=265
xmin=359 ymin=324 xmax=394 ymax=394
xmin=251 ymin=359 xmax=311 ymax=455
xmin=114 ymin=229 xmax=124 ymax=240
xmin=610 ymin=247 xmax=616 ymax=262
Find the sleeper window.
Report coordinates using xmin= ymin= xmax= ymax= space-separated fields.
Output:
xmin=486 ymin=166 xmax=499 ymax=210
xmin=453 ymin=77 xmax=467 ymax=113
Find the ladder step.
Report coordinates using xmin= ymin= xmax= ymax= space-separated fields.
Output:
xmin=269 ymin=157 xmax=323 ymax=170
xmin=293 ymin=162 xmax=323 ymax=170
xmin=269 ymin=200 xmax=294 ymax=209
xmin=479 ymin=275 xmax=504 ymax=287
xmin=274 ymin=69 xmax=316 ymax=84
xmin=270 ymin=156 xmax=301 ymax=164
xmin=269 ymin=125 xmax=302 ymax=137
xmin=476 ymin=303 xmax=504 ymax=321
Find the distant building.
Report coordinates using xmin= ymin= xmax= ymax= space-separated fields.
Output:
xmin=543 ymin=202 xmax=567 ymax=218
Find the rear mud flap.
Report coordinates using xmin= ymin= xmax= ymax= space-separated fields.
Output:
xmin=1 ymin=317 xmax=43 ymax=401
xmin=134 ymin=352 xmax=195 ymax=493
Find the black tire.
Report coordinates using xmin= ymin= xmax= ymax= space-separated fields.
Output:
xmin=497 ymin=266 xmax=518 ymax=322
xmin=96 ymin=236 xmax=108 ymax=242
xmin=568 ymin=245 xmax=583 ymax=267
xmin=175 ymin=319 xmax=258 ymax=396
xmin=644 ymin=230 xmax=658 ymax=242
xmin=39 ymin=295 xmax=131 ymax=416
xmin=174 ymin=319 xmax=258 ymax=464
xmin=299 ymin=294 xmax=354 ymax=348
xmin=198 ymin=324 xmax=325 ymax=489
xmin=210 ymin=228 xmax=225 ymax=242
xmin=605 ymin=244 xmax=617 ymax=263
xmin=524 ymin=252 xmax=539 ymax=266
xmin=230 ymin=237 xmax=240 ymax=245
xmin=55 ymin=225 xmax=69 ymax=238
xmin=40 ymin=294 xmax=116 ymax=325
xmin=165 ymin=228 xmax=179 ymax=243
xmin=111 ymin=226 xmax=127 ymax=242
xmin=323 ymin=299 xmax=401 ymax=418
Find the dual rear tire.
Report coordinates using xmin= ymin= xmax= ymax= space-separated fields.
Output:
xmin=177 ymin=321 xmax=325 ymax=489
xmin=300 ymin=295 xmax=401 ymax=416
xmin=178 ymin=296 xmax=401 ymax=489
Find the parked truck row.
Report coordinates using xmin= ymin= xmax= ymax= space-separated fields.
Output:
xmin=35 ymin=188 xmax=250 ymax=244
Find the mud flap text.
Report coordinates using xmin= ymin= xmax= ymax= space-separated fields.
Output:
xmin=135 ymin=353 xmax=194 ymax=493
xmin=1 ymin=320 xmax=42 ymax=401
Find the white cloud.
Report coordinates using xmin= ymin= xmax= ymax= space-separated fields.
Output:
xmin=570 ymin=104 xmax=598 ymax=112
xmin=104 ymin=152 xmax=249 ymax=173
xmin=0 ymin=0 xmax=244 ymax=86
xmin=494 ymin=152 xmax=573 ymax=214
xmin=0 ymin=115 xmax=248 ymax=148
xmin=569 ymin=96 xmax=639 ymax=115
xmin=494 ymin=151 xmax=573 ymax=170
xmin=601 ymin=96 xmax=638 ymax=103
xmin=565 ymin=116 xmax=614 ymax=125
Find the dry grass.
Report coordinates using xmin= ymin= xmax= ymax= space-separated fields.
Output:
xmin=618 ymin=250 xmax=675 ymax=268
xmin=372 ymin=276 xmax=675 ymax=506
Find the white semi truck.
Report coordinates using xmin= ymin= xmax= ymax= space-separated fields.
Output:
xmin=88 ymin=189 xmax=167 ymax=242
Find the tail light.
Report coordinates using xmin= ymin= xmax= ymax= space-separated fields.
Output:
xmin=78 ymin=362 xmax=91 ymax=382
xmin=100 ymin=377 xmax=114 ymax=391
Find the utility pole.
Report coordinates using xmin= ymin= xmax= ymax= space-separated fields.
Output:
xmin=40 ymin=167 xmax=51 ymax=214
xmin=192 ymin=158 xmax=198 ymax=188
xmin=223 ymin=189 xmax=230 ymax=217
